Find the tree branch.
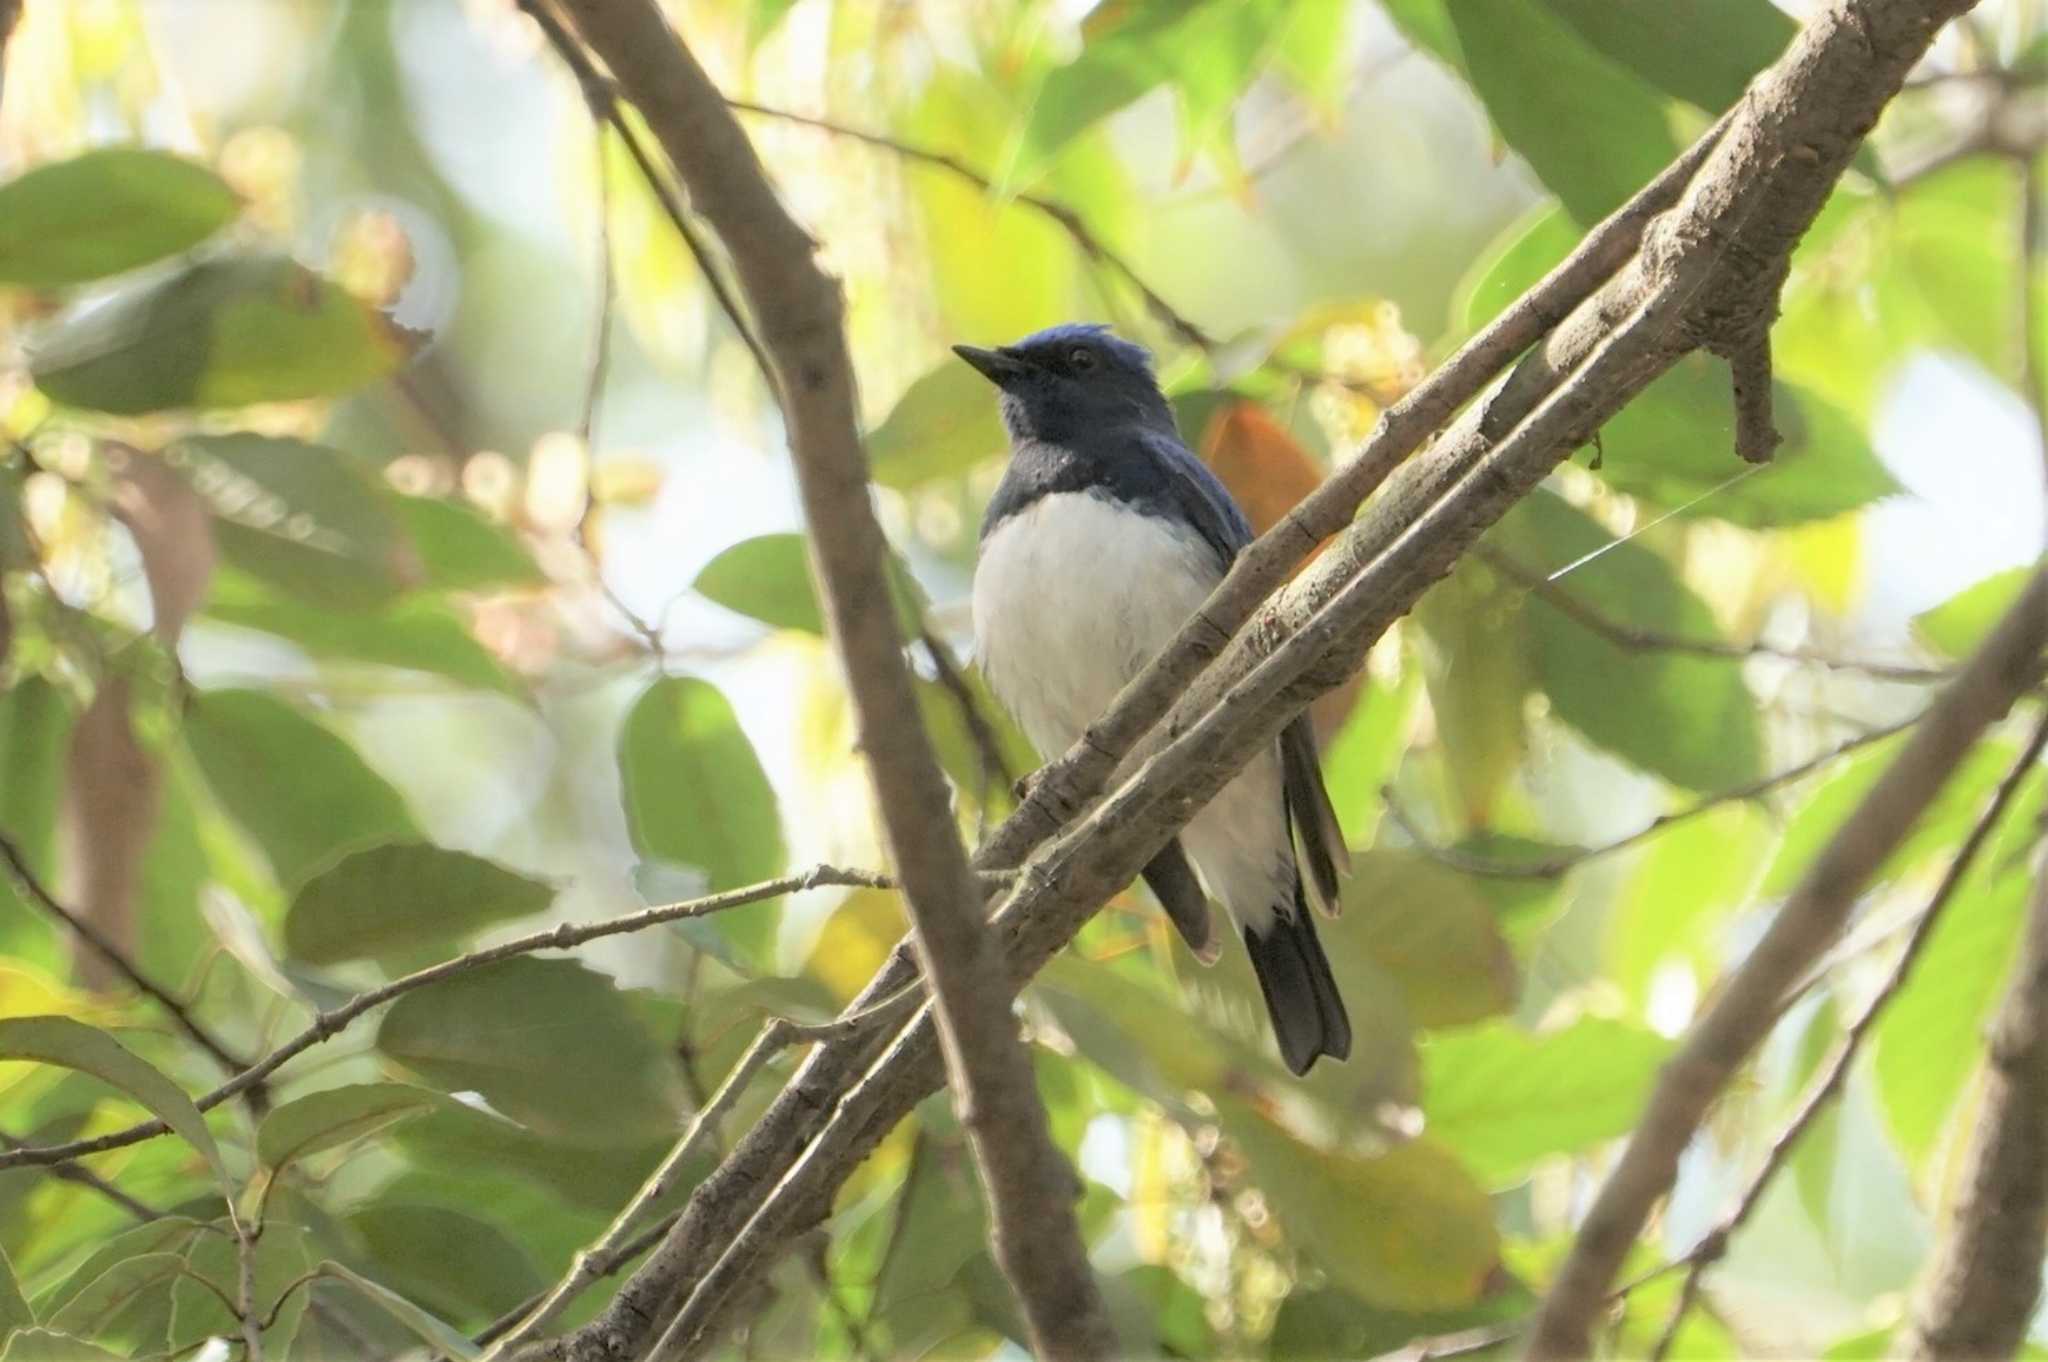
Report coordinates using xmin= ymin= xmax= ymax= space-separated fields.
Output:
xmin=542 ymin=5 xmax=1114 ymax=1358
xmin=0 ymin=863 xmax=934 ymax=1172
xmin=0 ymin=827 xmax=257 ymax=1086
xmin=1896 ymin=824 xmax=2048 ymax=1358
xmin=1648 ymin=712 xmax=2048 ymax=1358
xmin=1525 ymin=562 xmax=2045 ymax=1359
xmin=526 ymin=3 xmax=1978 ymax=1358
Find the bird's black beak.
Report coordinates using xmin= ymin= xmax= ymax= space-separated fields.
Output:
xmin=953 ymin=343 xmax=1027 ymax=385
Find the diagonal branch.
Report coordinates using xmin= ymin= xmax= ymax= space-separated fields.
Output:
xmin=1895 ymin=829 xmax=2048 ymax=1359
xmin=1525 ymin=564 xmax=2046 ymax=1360
xmin=1647 ymin=711 xmax=2048 ymax=1357
xmin=542 ymin=5 xmax=1114 ymax=1359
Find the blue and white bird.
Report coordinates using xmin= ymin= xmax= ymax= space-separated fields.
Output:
xmin=958 ymin=323 xmax=1353 ymax=1075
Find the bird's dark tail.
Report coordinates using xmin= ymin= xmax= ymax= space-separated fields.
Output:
xmin=1243 ymin=882 xmax=1352 ymax=1076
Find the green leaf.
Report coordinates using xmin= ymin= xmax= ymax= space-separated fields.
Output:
xmin=1269 ymin=1283 xmax=1527 ymax=1361
xmin=694 ymin=532 xmax=925 ymax=638
xmin=312 ymin=1261 xmax=479 ymax=1360
xmin=1761 ymin=737 xmax=2018 ymax=898
xmin=284 ymin=842 xmax=554 ymax=965
xmin=0 ymin=1245 xmax=27 ymax=1340
xmin=0 ymin=149 xmax=239 ymax=286
xmin=1915 ymin=567 xmax=2032 ymax=658
xmin=28 ymin=1219 xmax=209 ymax=1328
xmin=175 ymin=433 xmax=410 ymax=611
xmin=256 ymin=1082 xmax=444 ymax=1174
xmin=1534 ymin=0 xmax=1792 ymax=113
xmin=1607 ymin=804 xmax=1774 ymax=1007
xmin=1336 ymin=852 xmax=1518 ymax=1028
xmin=1422 ymin=1018 xmax=1674 ymax=1186
xmin=0 ymin=1017 xmax=228 ymax=1194
xmin=376 ymin=957 xmax=680 ymax=1143
xmin=867 ymin=361 xmax=1006 ymax=490
xmin=1379 ymin=0 xmax=1464 ymax=68
xmin=1456 ymin=203 xmax=1582 ymax=334
xmin=1103 ymin=1264 xmax=1215 ymax=1360
xmin=30 ymin=255 xmax=412 ymax=414
xmin=1416 ymin=557 xmax=1535 ymax=825
xmin=394 ymin=495 xmax=541 ymax=591
xmin=346 ymin=1203 xmax=545 ymax=1322
xmin=1442 ymin=0 xmax=1681 ymax=224
xmin=40 ymin=1254 xmax=183 ymax=1349
xmin=1221 ymin=1101 xmax=1497 ymax=1310
xmin=1499 ymin=491 xmax=1763 ymax=791
xmin=183 ymin=688 xmax=416 ymax=887
xmin=618 ymin=676 xmax=784 ymax=964
xmin=0 ymin=678 xmax=72 ymax=971
xmin=746 ymin=0 xmax=802 ymax=49
xmin=0 ymin=1330 xmax=123 ymax=1361
xmin=1007 ymin=0 xmax=1289 ymax=183
xmin=1874 ymin=781 xmax=2042 ymax=1165
xmin=393 ymin=1102 xmax=673 ymax=1213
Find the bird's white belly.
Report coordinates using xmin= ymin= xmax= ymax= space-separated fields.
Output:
xmin=974 ymin=491 xmax=1292 ymax=931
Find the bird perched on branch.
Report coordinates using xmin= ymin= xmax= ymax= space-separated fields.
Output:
xmin=957 ymin=323 xmax=1352 ymax=1075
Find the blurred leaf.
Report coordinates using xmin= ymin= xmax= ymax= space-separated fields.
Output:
xmin=40 ymin=1254 xmax=181 ymax=1351
xmin=183 ymin=688 xmax=416 ymax=887
xmin=1456 ymin=203 xmax=1582 ymax=333
xmin=694 ymin=533 xmax=925 ymax=640
xmin=1103 ymin=1264 xmax=1214 ymax=1360
xmin=1415 ymin=558 xmax=1534 ymax=825
xmin=1007 ymin=0 xmax=1289 ymax=183
xmin=0 ymin=680 xmax=71 ymax=970
xmin=256 ymin=1082 xmax=444 ymax=1176
xmin=1874 ymin=160 xmax=2020 ymax=381
xmin=347 ymin=1202 xmax=543 ymax=1323
xmin=26 ymin=1219 xmax=207 ymax=1326
xmin=0 ymin=1017 xmax=227 ymax=1194
xmin=805 ymin=887 xmax=906 ymax=1005
xmin=1421 ymin=1017 xmax=1674 ymax=1186
xmin=1318 ymin=662 xmax=1420 ymax=847
xmin=867 ymin=362 xmax=1006 ymax=490
xmin=175 ymin=433 xmax=410 ymax=612
xmin=171 ymin=1223 xmax=316 ymax=1359
xmin=1874 ymin=778 xmax=2042 ymax=1166
xmin=1 ymin=1330 xmax=122 ymax=1361
xmin=31 ymin=256 xmax=412 ymax=414
xmin=1607 ymin=804 xmax=1773 ymax=1006
xmin=0 ymin=149 xmax=238 ymax=287
xmin=284 ymin=843 xmax=553 ymax=966
xmin=746 ymin=0 xmax=801 ymax=48
xmin=1339 ymin=852 xmax=1518 ymax=1028
xmin=1198 ymin=400 xmax=1324 ymax=537
xmin=1379 ymin=0 xmax=1464 ymax=67
xmin=1915 ymin=566 xmax=2031 ymax=658
xmin=1499 ymin=492 xmax=1762 ymax=790
xmin=1269 ymin=1282 xmax=1526 ymax=1360
xmin=0 ymin=1246 xmax=26 ymax=1339
xmin=1590 ymin=356 xmax=1897 ymax=527
xmin=1534 ymin=0 xmax=1791 ymax=112
xmin=393 ymin=496 xmax=541 ymax=591
xmin=376 ymin=957 xmax=679 ymax=1143
xmin=393 ymin=1102 xmax=672 ymax=1214
xmin=1272 ymin=0 xmax=1355 ymax=106
xmin=618 ymin=676 xmax=784 ymax=964
xmin=1442 ymin=0 xmax=1680 ymax=224
xmin=1222 ymin=1101 xmax=1496 ymax=1309
xmin=205 ymin=572 xmax=518 ymax=695
xmin=870 ymin=1140 xmax=989 ymax=1355
xmin=1762 ymin=737 xmax=2017 ymax=898
xmin=314 ymin=1261 xmax=479 ymax=1360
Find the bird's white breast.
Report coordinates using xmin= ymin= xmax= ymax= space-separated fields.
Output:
xmin=974 ymin=491 xmax=1293 ymax=933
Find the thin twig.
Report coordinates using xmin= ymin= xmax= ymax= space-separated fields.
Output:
xmin=0 ymin=828 xmax=258 ymax=1086
xmin=919 ymin=626 xmax=1018 ymax=798
xmin=476 ymin=1212 xmax=682 ymax=1349
xmin=1646 ymin=713 xmax=2048 ymax=1358
xmin=1476 ymin=546 xmax=1951 ymax=683
xmin=482 ymin=988 xmax=923 ymax=1359
xmin=518 ymin=0 xmax=774 ymax=385
xmin=1381 ymin=710 xmax=1922 ymax=879
xmin=0 ymin=863 xmax=935 ymax=1171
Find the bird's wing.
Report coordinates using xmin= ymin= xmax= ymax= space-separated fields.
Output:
xmin=1282 ymin=713 xmax=1348 ymax=916
xmin=1134 ymin=426 xmax=1253 ymax=567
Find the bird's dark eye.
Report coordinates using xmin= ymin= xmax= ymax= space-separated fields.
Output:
xmin=1068 ymin=345 xmax=1096 ymax=371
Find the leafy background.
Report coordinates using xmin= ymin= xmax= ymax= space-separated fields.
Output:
xmin=0 ymin=0 xmax=2043 ymax=1358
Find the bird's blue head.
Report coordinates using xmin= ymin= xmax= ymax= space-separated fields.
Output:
xmin=953 ymin=323 xmax=1174 ymax=443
